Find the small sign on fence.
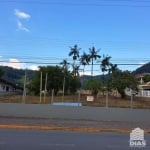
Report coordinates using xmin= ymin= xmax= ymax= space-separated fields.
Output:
xmin=87 ymin=96 xmax=94 ymax=102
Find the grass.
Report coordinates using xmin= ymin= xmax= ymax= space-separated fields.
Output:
xmin=0 ymin=94 xmax=150 ymax=109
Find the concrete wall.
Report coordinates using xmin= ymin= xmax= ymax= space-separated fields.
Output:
xmin=0 ymin=103 xmax=150 ymax=122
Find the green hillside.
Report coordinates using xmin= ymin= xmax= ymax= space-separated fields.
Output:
xmin=133 ymin=62 xmax=150 ymax=74
xmin=0 ymin=66 xmax=36 ymax=87
xmin=1 ymin=62 xmax=150 ymax=89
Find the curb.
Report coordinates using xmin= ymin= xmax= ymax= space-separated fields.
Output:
xmin=0 ymin=125 xmax=150 ymax=133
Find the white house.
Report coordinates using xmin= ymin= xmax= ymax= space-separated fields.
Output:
xmin=0 ymin=79 xmax=18 ymax=93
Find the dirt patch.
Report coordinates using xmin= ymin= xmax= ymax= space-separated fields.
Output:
xmin=0 ymin=94 xmax=150 ymax=109
xmin=0 ymin=117 xmax=149 ymax=133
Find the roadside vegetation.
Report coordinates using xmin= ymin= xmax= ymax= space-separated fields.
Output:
xmin=0 ymin=44 xmax=150 ymax=109
xmin=27 ymin=44 xmax=138 ymax=98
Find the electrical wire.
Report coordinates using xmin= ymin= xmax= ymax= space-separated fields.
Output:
xmin=1 ymin=0 xmax=150 ymax=7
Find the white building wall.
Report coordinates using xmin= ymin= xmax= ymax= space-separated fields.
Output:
xmin=0 ymin=83 xmax=15 ymax=92
xmin=125 ymin=88 xmax=150 ymax=98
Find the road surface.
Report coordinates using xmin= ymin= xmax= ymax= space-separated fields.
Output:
xmin=0 ymin=129 xmax=149 ymax=150
xmin=0 ymin=103 xmax=150 ymax=122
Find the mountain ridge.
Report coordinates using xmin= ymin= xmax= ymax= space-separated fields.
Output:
xmin=1 ymin=62 xmax=150 ymax=87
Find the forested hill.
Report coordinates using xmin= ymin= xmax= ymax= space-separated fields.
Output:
xmin=133 ymin=62 xmax=150 ymax=74
xmin=1 ymin=62 xmax=150 ymax=87
xmin=0 ymin=66 xmax=36 ymax=87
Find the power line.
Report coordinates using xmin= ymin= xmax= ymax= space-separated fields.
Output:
xmin=0 ymin=60 xmax=146 ymax=66
xmin=1 ymin=0 xmax=150 ymax=7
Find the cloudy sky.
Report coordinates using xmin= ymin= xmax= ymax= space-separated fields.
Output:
xmin=0 ymin=0 xmax=150 ymax=74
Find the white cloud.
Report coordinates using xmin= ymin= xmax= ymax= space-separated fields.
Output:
xmin=14 ymin=9 xmax=31 ymax=32
xmin=79 ymin=71 xmax=91 ymax=76
xmin=14 ymin=9 xmax=31 ymax=20
xmin=0 ymin=58 xmax=25 ymax=69
xmin=27 ymin=65 xmax=39 ymax=71
xmin=8 ymin=58 xmax=24 ymax=69
xmin=17 ymin=20 xmax=30 ymax=32
xmin=0 ymin=58 xmax=39 ymax=71
xmin=138 ymin=61 xmax=147 ymax=67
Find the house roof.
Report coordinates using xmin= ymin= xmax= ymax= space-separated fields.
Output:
xmin=0 ymin=78 xmax=18 ymax=88
xmin=139 ymin=83 xmax=150 ymax=90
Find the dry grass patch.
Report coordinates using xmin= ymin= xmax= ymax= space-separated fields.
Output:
xmin=0 ymin=94 xmax=150 ymax=109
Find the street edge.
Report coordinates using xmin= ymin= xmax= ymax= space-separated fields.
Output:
xmin=0 ymin=124 xmax=150 ymax=133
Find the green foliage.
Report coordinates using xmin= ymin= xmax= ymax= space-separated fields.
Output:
xmin=69 ymin=76 xmax=81 ymax=94
xmin=0 ymin=66 xmax=35 ymax=87
xmin=85 ymin=79 xmax=102 ymax=95
xmin=29 ymin=66 xmax=63 ymax=95
xmin=111 ymin=70 xmax=138 ymax=98
xmin=69 ymin=44 xmax=80 ymax=61
xmin=143 ymin=74 xmax=150 ymax=83
xmin=69 ymin=44 xmax=81 ymax=76
xmin=28 ymin=66 xmax=81 ymax=95
xmin=0 ymin=68 xmax=4 ymax=78
xmin=89 ymin=46 xmax=101 ymax=77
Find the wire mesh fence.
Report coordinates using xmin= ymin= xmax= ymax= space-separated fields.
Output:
xmin=0 ymin=91 xmax=150 ymax=109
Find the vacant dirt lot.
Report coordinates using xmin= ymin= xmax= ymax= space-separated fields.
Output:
xmin=0 ymin=94 xmax=150 ymax=109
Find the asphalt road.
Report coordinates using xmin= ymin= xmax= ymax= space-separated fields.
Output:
xmin=0 ymin=129 xmax=150 ymax=150
xmin=0 ymin=103 xmax=150 ymax=122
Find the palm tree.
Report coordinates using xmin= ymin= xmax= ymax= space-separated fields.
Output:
xmin=73 ymin=65 xmax=80 ymax=77
xmin=89 ymin=46 xmax=101 ymax=77
xmin=100 ymin=55 xmax=111 ymax=95
xmin=60 ymin=59 xmax=70 ymax=101
xmin=69 ymin=44 xmax=81 ymax=76
xmin=100 ymin=55 xmax=112 ymax=74
xmin=80 ymin=52 xmax=90 ymax=76
xmin=101 ymin=55 xmax=118 ymax=75
xmin=109 ymin=63 xmax=118 ymax=74
xmin=60 ymin=59 xmax=70 ymax=71
xmin=100 ymin=55 xmax=118 ymax=107
xmin=69 ymin=44 xmax=81 ymax=64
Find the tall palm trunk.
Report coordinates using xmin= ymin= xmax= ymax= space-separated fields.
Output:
xmin=91 ymin=58 xmax=93 ymax=77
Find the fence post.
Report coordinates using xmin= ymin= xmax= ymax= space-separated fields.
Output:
xmin=106 ymin=90 xmax=108 ymax=108
xmin=51 ymin=89 xmax=54 ymax=104
xmin=130 ymin=89 xmax=133 ymax=109
xmin=78 ymin=90 xmax=80 ymax=106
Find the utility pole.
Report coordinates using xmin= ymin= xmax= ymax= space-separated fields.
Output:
xmin=40 ymin=72 xmax=42 ymax=103
xmin=22 ymin=69 xmax=27 ymax=103
xmin=44 ymin=73 xmax=48 ymax=103
xmin=62 ymin=76 xmax=65 ymax=102
xmin=130 ymin=89 xmax=133 ymax=109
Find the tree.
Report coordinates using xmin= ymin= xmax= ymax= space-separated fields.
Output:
xmin=29 ymin=66 xmax=64 ymax=95
xmin=89 ymin=46 xmax=101 ymax=77
xmin=28 ymin=65 xmax=81 ymax=96
xmin=100 ymin=55 xmax=111 ymax=74
xmin=0 ymin=68 xmax=4 ymax=78
xmin=80 ymin=52 xmax=90 ymax=76
xmin=69 ymin=76 xmax=81 ymax=94
xmin=111 ymin=70 xmax=138 ymax=98
xmin=69 ymin=44 xmax=81 ymax=63
xmin=143 ymin=74 xmax=150 ymax=83
xmin=109 ymin=64 xmax=118 ymax=74
xmin=100 ymin=55 xmax=112 ymax=94
xmin=100 ymin=55 xmax=118 ymax=91
xmin=60 ymin=59 xmax=70 ymax=70
xmin=100 ymin=55 xmax=118 ymax=74
xmin=60 ymin=59 xmax=70 ymax=99
xmin=73 ymin=65 xmax=80 ymax=77
xmin=69 ymin=44 xmax=81 ymax=76
xmin=85 ymin=78 xmax=102 ymax=96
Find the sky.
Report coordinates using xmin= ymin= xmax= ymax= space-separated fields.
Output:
xmin=0 ymin=0 xmax=150 ymax=75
